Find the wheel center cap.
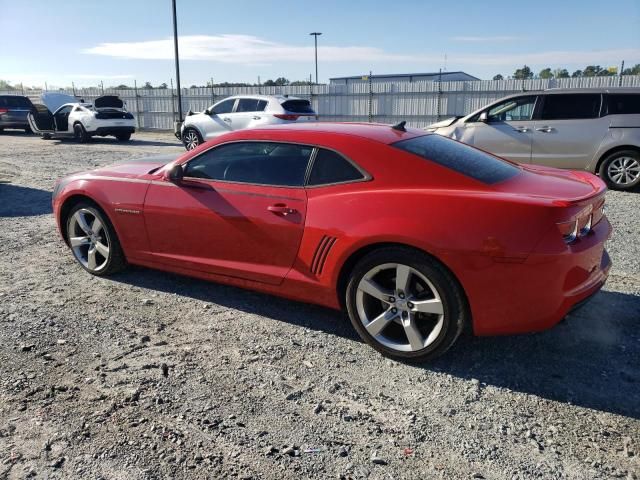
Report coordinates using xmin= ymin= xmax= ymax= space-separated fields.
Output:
xmin=396 ymin=299 xmax=408 ymax=309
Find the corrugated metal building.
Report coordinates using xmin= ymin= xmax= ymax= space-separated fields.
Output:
xmin=330 ymin=71 xmax=479 ymax=85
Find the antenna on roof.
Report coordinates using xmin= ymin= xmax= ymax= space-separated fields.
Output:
xmin=391 ymin=120 xmax=407 ymax=132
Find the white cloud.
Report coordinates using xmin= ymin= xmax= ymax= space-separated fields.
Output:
xmin=82 ymin=34 xmax=639 ymax=69
xmin=82 ymin=34 xmax=419 ymax=63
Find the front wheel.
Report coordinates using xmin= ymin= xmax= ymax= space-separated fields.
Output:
xmin=345 ymin=247 xmax=468 ymax=362
xmin=599 ymin=150 xmax=640 ymax=190
xmin=66 ymin=202 xmax=127 ymax=276
xmin=182 ymin=128 xmax=202 ymax=150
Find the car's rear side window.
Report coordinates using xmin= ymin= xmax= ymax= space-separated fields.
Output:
xmin=607 ymin=94 xmax=640 ymax=115
xmin=393 ymin=134 xmax=519 ymax=184
xmin=307 ymin=149 xmax=365 ymax=186
xmin=540 ymin=94 xmax=601 ymax=120
xmin=281 ymin=99 xmax=314 ymax=114
xmin=236 ymin=98 xmax=268 ymax=112
xmin=0 ymin=96 xmax=32 ymax=108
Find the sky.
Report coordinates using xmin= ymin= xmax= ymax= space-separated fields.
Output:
xmin=1 ymin=0 xmax=639 ymax=88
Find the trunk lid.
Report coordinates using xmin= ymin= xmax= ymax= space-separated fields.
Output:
xmin=495 ymin=164 xmax=605 ymax=203
xmin=94 ymin=95 xmax=125 ymax=109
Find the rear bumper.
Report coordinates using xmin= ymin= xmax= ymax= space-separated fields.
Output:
xmin=90 ymin=126 xmax=135 ymax=136
xmin=450 ymin=216 xmax=612 ymax=336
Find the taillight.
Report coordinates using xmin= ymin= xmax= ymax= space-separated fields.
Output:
xmin=274 ymin=114 xmax=299 ymax=121
xmin=0 ymin=108 xmax=8 ymax=114
xmin=557 ymin=202 xmax=599 ymax=244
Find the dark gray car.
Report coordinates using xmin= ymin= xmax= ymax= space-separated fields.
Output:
xmin=0 ymin=95 xmax=34 ymax=132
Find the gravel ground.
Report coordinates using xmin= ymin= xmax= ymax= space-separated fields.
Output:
xmin=0 ymin=130 xmax=638 ymax=480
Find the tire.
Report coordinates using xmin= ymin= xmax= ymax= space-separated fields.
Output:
xmin=345 ymin=247 xmax=468 ymax=362
xmin=42 ymin=133 xmax=52 ymax=140
xmin=65 ymin=202 xmax=127 ymax=276
xmin=598 ymin=150 xmax=640 ymax=190
xmin=115 ymin=133 xmax=131 ymax=142
xmin=73 ymin=123 xmax=90 ymax=143
xmin=182 ymin=127 xmax=202 ymax=150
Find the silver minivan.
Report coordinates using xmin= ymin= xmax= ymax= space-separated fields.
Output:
xmin=426 ymin=88 xmax=640 ymax=190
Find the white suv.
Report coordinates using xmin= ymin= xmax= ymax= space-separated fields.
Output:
xmin=180 ymin=95 xmax=317 ymax=150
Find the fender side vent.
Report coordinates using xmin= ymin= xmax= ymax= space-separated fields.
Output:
xmin=311 ymin=235 xmax=337 ymax=275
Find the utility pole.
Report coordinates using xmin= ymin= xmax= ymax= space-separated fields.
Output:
xmin=619 ymin=60 xmax=625 ymax=86
xmin=171 ymin=0 xmax=183 ymax=123
xmin=309 ymin=32 xmax=322 ymax=84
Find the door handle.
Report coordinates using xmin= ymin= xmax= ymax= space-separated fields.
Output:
xmin=252 ymin=116 xmax=261 ymax=120
xmin=267 ymin=204 xmax=296 ymax=215
xmin=513 ymin=126 xmax=529 ymax=133
xmin=223 ymin=117 xmax=231 ymax=123
xmin=536 ymin=126 xmax=554 ymax=133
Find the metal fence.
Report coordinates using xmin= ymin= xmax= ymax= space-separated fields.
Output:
xmin=3 ymin=76 xmax=640 ymax=130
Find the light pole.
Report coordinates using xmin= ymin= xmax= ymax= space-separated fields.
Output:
xmin=309 ymin=32 xmax=322 ymax=85
xmin=172 ymin=0 xmax=183 ymax=124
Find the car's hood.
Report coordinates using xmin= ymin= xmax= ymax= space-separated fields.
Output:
xmin=91 ymin=155 xmax=178 ymax=177
xmin=41 ymin=93 xmax=80 ymax=112
xmin=94 ymin=95 xmax=124 ymax=109
xmin=424 ymin=116 xmax=460 ymax=131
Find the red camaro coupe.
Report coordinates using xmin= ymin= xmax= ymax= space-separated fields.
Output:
xmin=52 ymin=122 xmax=611 ymax=361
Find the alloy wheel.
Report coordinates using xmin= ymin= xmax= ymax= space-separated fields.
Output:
xmin=608 ymin=156 xmax=640 ymax=186
xmin=68 ymin=208 xmax=110 ymax=272
xmin=355 ymin=263 xmax=445 ymax=352
xmin=184 ymin=130 xmax=200 ymax=150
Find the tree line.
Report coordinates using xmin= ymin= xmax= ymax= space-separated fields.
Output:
xmin=492 ymin=64 xmax=640 ymax=81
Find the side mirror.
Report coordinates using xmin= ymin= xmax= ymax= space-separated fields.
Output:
xmin=166 ymin=164 xmax=184 ymax=183
xmin=205 ymin=108 xmax=215 ymax=116
xmin=478 ymin=111 xmax=489 ymax=123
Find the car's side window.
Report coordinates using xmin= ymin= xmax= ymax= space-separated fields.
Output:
xmin=183 ymin=142 xmax=313 ymax=187
xmin=236 ymin=99 xmax=265 ymax=112
xmin=605 ymin=94 xmax=640 ymax=115
xmin=307 ymin=149 xmax=365 ymax=186
xmin=540 ymin=94 xmax=601 ymax=120
xmin=486 ymin=96 xmax=537 ymax=122
xmin=212 ymin=99 xmax=236 ymax=115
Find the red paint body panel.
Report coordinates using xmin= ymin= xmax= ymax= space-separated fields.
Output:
xmin=52 ymin=123 xmax=612 ymax=336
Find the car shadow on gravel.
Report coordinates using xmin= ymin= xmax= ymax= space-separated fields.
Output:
xmin=0 ymin=183 xmax=52 ymax=217
xmin=90 ymin=137 xmax=181 ymax=147
xmin=427 ymin=289 xmax=640 ymax=419
xmin=112 ymin=266 xmax=639 ymax=418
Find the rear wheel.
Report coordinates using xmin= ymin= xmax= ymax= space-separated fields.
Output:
xmin=182 ymin=128 xmax=202 ymax=150
xmin=345 ymin=247 xmax=468 ymax=362
xmin=74 ymin=123 xmax=90 ymax=143
xmin=116 ymin=133 xmax=131 ymax=142
xmin=65 ymin=202 xmax=126 ymax=276
xmin=599 ymin=150 xmax=640 ymax=190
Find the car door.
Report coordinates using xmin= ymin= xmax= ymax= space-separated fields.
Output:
xmin=468 ymin=95 xmax=538 ymax=163
xmin=53 ymin=105 xmax=73 ymax=132
xmin=531 ymin=93 xmax=609 ymax=169
xmin=233 ymin=98 xmax=268 ymax=131
xmin=143 ymin=141 xmax=312 ymax=285
xmin=201 ymin=98 xmax=237 ymax=140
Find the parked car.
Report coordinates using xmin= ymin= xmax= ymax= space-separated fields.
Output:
xmin=28 ymin=93 xmax=135 ymax=142
xmin=51 ymin=122 xmax=611 ymax=361
xmin=181 ymin=95 xmax=317 ymax=150
xmin=0 ymin=95 xmax=34 ymax=132
xmin=426 ymin=88 xmax=640 ymax=190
